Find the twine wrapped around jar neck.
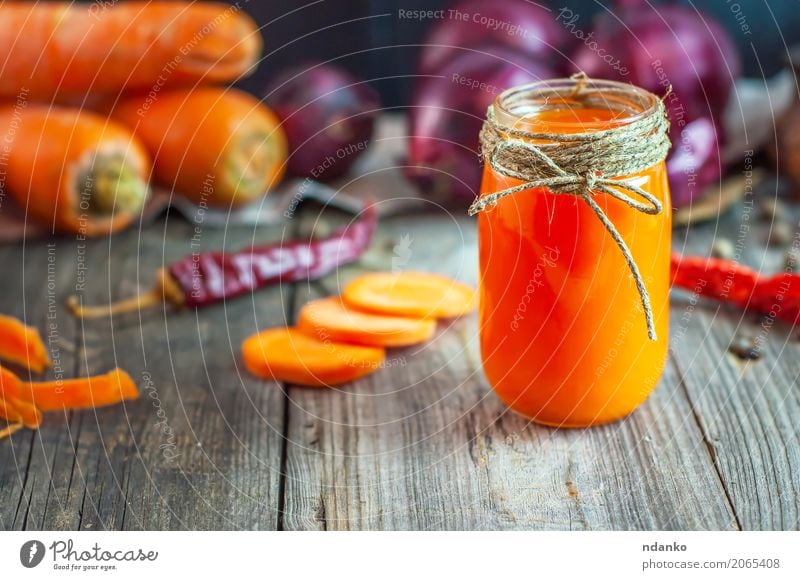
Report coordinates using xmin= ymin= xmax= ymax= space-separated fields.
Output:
xmin=470 ymin=75 xmax=671 ymax=341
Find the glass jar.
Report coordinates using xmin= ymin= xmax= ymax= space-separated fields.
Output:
xmin=477 ymin=78 xmax=671 ymax=427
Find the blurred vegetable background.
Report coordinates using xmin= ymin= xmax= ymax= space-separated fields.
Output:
xmin=0 ymin=0 xmax=799 ymax=234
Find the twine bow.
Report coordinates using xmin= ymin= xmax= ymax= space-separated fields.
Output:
xmin=469 ymin=78 xmax=671 ymax=340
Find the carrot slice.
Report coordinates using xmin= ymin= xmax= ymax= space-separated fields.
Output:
xmin=15 ymin=369 xmax=139 ymax=412
xmin=0 ymin=314 xmax=51 ymax=373
xmin=298 ymin=296 xmax=436 ymax=347
xmin=342 ymin=272 xmax=477 ymax=319
xmin=242 ymin=327 xmax=385 ymax=387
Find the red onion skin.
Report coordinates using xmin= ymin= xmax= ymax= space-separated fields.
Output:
xmin=570 ymin=4 xmax=740 ymax=123
xmin=407 ymin=49 xmax=554 ymax=204
xmin=569 ymin=2 xmax=737 ymax=208
xmin=264 ymin=64 xmax=380 ymax=181
xmin=418 ymin=0 xmax=568 ymax=77
xmin=667 ymin=117 xmax=722 ymax=208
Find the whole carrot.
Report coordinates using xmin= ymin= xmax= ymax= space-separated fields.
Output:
xmin=112 ymin=88 xmax=287 ymax=206
xmin=0 ymin=104 xmax=151 ymax=236
xmin=0 ymin=2 xmax=261 ymax=101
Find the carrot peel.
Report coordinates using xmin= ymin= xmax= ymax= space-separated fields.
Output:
xmin=16 ymin=369 xmax=139 ymax=412
xmin=0 ymin=314 xmax=51 ymax=373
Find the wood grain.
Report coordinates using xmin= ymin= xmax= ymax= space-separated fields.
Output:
xmin=279 ymin=210 xmax=736 ymax=530
xmin=1 ymin=217 xmax=291 ymax=530
xmin=2 ymin=191 xmax=799 ymax=530
xmin=671 ymin=201 xmax=800 ymax=530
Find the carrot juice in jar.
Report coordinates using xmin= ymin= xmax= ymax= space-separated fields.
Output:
xmin=475 ymin=78 xmax=672 ymax=427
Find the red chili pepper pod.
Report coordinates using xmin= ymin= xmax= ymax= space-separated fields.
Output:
xmin=68 ymin=204 xmax=377 ymax=318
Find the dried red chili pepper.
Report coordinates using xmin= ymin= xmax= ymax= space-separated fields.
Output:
xmin=670 ymin=253 xmax=758 ymax=307
xmin=68 ymin=204 xmax=376 ymax=317
xmin=670 ymin=252 xmax=800 ymax=324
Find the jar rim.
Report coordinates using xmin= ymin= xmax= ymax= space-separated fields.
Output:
xmin=493 ymin=77 xmax=662 ymax=132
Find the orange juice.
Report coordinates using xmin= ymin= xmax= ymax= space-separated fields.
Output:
xmin=477 ymin=80 xmax=671 ymax=427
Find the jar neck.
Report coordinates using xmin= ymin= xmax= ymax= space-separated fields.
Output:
xmin=492 ymin=78 xmax=661 ymax=135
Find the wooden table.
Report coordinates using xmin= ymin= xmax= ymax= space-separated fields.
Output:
xmin=1 ymin=194 xmax=798 ymax=531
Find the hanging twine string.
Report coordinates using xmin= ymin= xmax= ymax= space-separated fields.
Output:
xmin=469 ymin=75 xmax=671 ymax=340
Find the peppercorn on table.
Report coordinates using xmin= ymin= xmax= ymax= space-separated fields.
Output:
xmin=1 ymin=189 xmax=799 ymax=531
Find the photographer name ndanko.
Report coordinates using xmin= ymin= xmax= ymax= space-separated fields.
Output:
xmin=643 ymin=541 xmax=688 ymax=552
xmin=49 ymin=539 xmax=158 ymax=564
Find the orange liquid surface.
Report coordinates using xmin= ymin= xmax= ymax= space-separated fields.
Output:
xmin=478 ymin=107 xmax=671 ymax=427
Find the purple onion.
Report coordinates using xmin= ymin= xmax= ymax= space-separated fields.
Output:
xmin=263 ymin=64 xmax=380 ymax=181
xmin=407 ymin=49 xmax=554 ymax=204
xmin=418 ymin=0 xmax=568 ymax=76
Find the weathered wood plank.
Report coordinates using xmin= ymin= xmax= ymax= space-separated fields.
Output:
xmin=0 ymin=236 xmax=80 ymax=531
xmin=1 ymin=217 xmax=292 ymax=530
xmin=75 ymin=218 xmax=290 ymax=530
xmin=670 ymin=202 xmax=800 ymax=530
xmin=280 ymin=210 xmax=735 ymax=530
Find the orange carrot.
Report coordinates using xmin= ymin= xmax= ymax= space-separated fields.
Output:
xmin=6 ymin=398 xmax=42 ymax=429
xmin=0 ymin=366 xmax=22 ymax=399
xmin=0 ymin=2 xmax=261 ymax=101
xmin=14 ymin=369 xmax=140 ymax=412
xmin=0 ymin=369 xmax=42 ymax=428
xmin=0 ymin=366 xmax=138 ymax=438
xmin=242 ymin=327 xmax=385 ymax=387
xmin=0 ymin=399 xmax=22 ymax=425
xmin=0 ymin=106 xmax=151 ymax=236
xmin=298 ymin=296 xmax=436 ymax=347
xmin=113 ymin=88 xmax=287 ymax=207
xmin=0 ymin=314 xmax=51 ymax=373
xmin=342 ymin=272 xmax=477 ymax=319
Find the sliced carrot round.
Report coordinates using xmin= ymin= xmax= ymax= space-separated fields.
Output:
xmin=298 ymin=296 xmax=436 ymax=347
xmin=342 ymin=272 xmax=477 ymax=319
xmin=242 ymin=327 xmax=385 ymax=387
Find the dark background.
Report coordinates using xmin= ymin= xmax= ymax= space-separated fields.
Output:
xmin=236 ymin=0 xmax=800 ymax=107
